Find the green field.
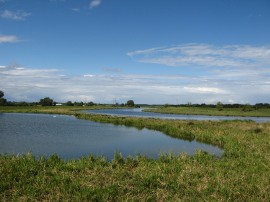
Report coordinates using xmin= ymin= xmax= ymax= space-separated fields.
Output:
xmin=144 ymin=106 xmax=270 ymax=117
xmin=0 ymin=106 xmax=270 ymax=201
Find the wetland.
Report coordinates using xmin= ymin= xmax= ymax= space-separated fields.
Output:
xmin=0 ymin=106 xmax=270 ymax=201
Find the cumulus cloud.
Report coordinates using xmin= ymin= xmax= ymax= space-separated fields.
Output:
xmin=89 ymin=0 xmax=102 ymax=9
xmin=1 ymin=10 xmax=31 ymax=20
xmin=1 ymin=65 xmax=270 ymax=104
xmin=0 ymin=34 xmax=19 ymax=43
xmin=2 ymin=41 xmax=270 ymax=104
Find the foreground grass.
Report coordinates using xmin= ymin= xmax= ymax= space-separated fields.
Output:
xmin=144 ymin=106 xmax=270 ymax=117
xmin=1 ymin=106 xmax=270 ymax=201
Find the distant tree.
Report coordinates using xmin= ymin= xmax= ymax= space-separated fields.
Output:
xmin=86 ymin=101 xmax=95 ymax=106
xmin=66 ymin=101 xmax=74 ymax=106
xmin=126 ymin=100 xmax=135 ymax=107
xmin=216 ymin=101 xmax=223 ymax=111
xmin=74 ymin=101 xmax=84 ymax=106
xmin=18 ymin=101 xmax=29 ymax=106
xmin=0 ymin=90 xmax=4 ymax=98
xmin=40 ymin=97 xmax=54 ymax=106
xmin=201 ymin=103 xmax=206 ymax=107
xmin=0 ymin=90 xmax=7 ymax=106
xmin=242 ymin=104 xmax=253 ymax=112
xmin=0 ymin=98 xmax=7 ymax=106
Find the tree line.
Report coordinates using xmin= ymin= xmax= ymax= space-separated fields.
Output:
xmin=0 ymin=91 xmax=136 ymax=107
xmin=164 ymin=102 xmax=270 ymax=110
xmin=1 ymin=90 xmax=269 ymax=108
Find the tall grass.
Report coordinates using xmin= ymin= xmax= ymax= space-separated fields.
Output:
xmin=0 ymin=106 xmax=270 ymax=201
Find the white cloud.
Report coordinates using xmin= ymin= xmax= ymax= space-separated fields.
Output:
xmin=89 ymin=0 xmax=102 ymax=9
xmin=0 ymin=34 xmax=19 ymax=43
xmin=71 ymin=8 xmax=80 ymax=12
xmin=183 ymin=87 xmax=227 ymax=94
xmin=230 ymin=45 xmax=270 ymax=61
xmin=83 ymin=74 xmax=95 ymax=77
xmin=1 ymin=10 xmax=31 ymax=20
xmin=1 ymin=65 xmax=269 ymax=104
xmin=127 ymin=47 xmax=164 ymax=57
xmin=127 ymin=44 xmax=270 ymax=68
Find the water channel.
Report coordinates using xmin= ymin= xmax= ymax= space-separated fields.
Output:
xmin=85 ymin=108 xmax=270 ymax=122
xmin=0 ymin=113 xmax=223 ymax=160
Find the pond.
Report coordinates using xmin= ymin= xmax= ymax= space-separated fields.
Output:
xmin=85 ymin=108 xmax=270 ymax=122
xmin=0 ymin=113 xmax=223 ymax=160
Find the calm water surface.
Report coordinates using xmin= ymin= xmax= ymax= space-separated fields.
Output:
xmin=0 ymin=113 xmax=223 ymax=160
xmin=86 ymin=108 xmax=270 ymax=122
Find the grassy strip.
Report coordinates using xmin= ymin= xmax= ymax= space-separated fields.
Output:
xmin=144 ymin=106 xmax=270 ymax=117
xmin=0 ymin=105 xmax=114 ymax=115
xmin=1 ymin=106 xmax=270 ymax=201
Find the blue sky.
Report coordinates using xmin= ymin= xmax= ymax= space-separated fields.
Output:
xmin=1 ymin=0 xmax=270 ymax=104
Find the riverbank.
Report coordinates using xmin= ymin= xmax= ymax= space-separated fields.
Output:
xmin=0 ymin=105 xmax=114 ymax=115
xmin=1 ymin=106 xmax=270 ymax=201
xmin=144 ymin=106 xmax=270 ymax=117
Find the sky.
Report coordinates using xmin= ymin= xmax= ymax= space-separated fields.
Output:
xmin=1 ymin=0 xmax=270 ymax=104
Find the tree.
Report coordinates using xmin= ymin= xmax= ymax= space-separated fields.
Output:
xmin=0 ymin=90 xmax=7 ymax=106
xmin=86 ymin=101 xmax=95 ymax=106
xmin=40 ymin=97 xmax=54 ymax=106
xmin=66 ymin=101 xmax=74 ymax=106
xmin=126 ymin=100 xmax=135 ymax=107
xmin=242 ymin=104 xmax=253 ymax=112
xmin=0 ymin=98 xmax=7 ymax=106
xmin=164 ymin=103 xmax=169 ymax=108
xmin=0 ymin=90 xmax=4 ymax=98
xmin=74 ymin=101 xmax=84 ymax=106
xmin=216 ymin=101 xmax=223 ymax=111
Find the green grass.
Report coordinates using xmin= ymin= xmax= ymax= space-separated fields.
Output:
xmin=144 ymin=106 xmax=270 ymax=117
xmin=0 ymin=106 xmax=270 ymax=201
xmin=0 ymin=105 xmax=114 ymax=115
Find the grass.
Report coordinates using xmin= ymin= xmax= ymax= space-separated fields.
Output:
xmin=144 ymin=106 xmax=270 ymax=117
xmin=0 ymin=105 xmax=115 ymax=115
xmin=0 ymin=106 xmax=270 ymax=201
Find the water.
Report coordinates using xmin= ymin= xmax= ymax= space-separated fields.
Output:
xmin=86 ymin=108 xmax=270 ymax=122
xmin=0 ymin=113 xmax=223 ymax=160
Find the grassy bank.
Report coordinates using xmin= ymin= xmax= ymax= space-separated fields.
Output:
xmin=144 ymin=106 xmax=270 ymax=117
xmin=0 ymin=105 xmax=113 ymax=115
xmin=1 ymin=106 xmax=270 ymax=201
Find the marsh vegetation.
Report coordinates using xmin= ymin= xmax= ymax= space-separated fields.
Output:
xmin=0 ymin=106 xmax=270 ymax=201
xmin=144 ymin=105 xmax=270 ymax=117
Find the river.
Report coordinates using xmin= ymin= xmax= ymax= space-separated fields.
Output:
xmin=0 ymin=113 xmax=223 ymax=160
xmin=85 ymin=108 xmax=270 ymax=122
